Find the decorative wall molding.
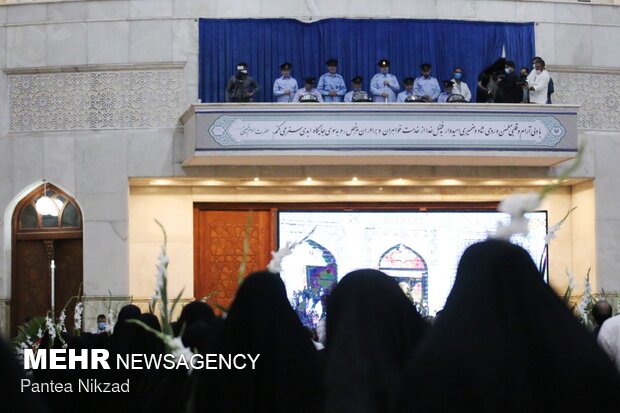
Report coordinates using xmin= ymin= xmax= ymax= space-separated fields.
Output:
xmin=8 ymin=67 xmax=186 ymax=132
xmin=548 ymin=66 xmax=620 ymax=76
xmin=552 ymin=71 xmax=620 ymax=130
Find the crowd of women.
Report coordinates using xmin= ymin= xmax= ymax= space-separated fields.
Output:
xmin=3 ymin=239 xmax=620 ymax=412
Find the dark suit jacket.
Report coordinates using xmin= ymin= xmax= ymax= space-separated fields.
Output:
xmin=495 ymin=72 xmax=522 ymax=103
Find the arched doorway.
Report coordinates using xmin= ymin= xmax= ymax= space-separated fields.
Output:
xmin=379 ymin=243 xmax=429 ymax=312
xmin=11 ymin=183 xmax=83 ymax=336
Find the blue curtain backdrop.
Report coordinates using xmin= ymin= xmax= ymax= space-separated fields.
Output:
xmin=199 ymin=18 xmax=535 ymax=103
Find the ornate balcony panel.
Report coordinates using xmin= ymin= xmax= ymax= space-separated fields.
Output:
xmin=182 ymin=103 xmax=578 ymax=167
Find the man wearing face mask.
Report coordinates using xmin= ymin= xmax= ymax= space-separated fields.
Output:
xmin=526 ymin=57 xmax=551 ymax=104
xmin=413 ymin=63 xmax=441 ymax=102
xmin=370 ymin=59 xmax=400 ymax=102
xmin=451 ymin=67 xmax=472 ymax=102
xmin=95 ymin=314 xmax=108 ymax=334
xmin=494 ymin=60 xmax=522 ymax=103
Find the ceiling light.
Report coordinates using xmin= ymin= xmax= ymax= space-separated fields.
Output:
xmin=35 ymin=180 xmax=61 ymax=217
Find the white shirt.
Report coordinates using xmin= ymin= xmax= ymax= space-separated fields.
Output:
xmin=526 ymin=69 xmax=550 ymax=104
xmin=598 ymin=315 xmax=620 ymax=373
xmin=451 ymin=79 xmax=472 ymax=102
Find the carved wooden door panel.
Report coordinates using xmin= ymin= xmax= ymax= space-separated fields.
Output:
xmin=11 ymin=241 xmax=50 ymax=334
xmin=54 ymin=239 xmax=84 ymax=330
xmin=194 ymin=208 xmax=275 ymax=310
xmin=11 ymin=239 xmax=84 ymax=336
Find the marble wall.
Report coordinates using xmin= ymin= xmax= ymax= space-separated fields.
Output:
xmin=552 ymin=70 xmax=620 ymax=130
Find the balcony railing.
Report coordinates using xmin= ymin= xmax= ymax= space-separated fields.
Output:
xmin=181 ymin=103 xmax=578 ymax=167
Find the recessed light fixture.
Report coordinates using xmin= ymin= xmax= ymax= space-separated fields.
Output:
xmin=306 ymin=177 xmax=313 ymax=182
xmin=253 ymin=177 xmax=260 ymax=182
xmin=352 ymin=176 xmax=358 ymax=182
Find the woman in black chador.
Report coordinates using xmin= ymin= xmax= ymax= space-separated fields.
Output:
xmin=0 ymin=337 xmax=49 ymax=413
xmin=323 ymin=269 xmax=427 ymax=413
xmin=397 ymin=240 xmax=620 ymax=413
xmin=190 ymin=271 xmax=321 ymax=413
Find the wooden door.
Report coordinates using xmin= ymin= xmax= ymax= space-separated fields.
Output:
xmin=194 ymin=208 xmax=275 ymax=310
xmin=11 ymin=183 xmax=83 ymax=337
xmin=11 ymin=239 xmax=83 ymax=335
xmin=54 ymin=239 xmax=84 ymax=329
xmin=12 ymin=241 xmax=51 ymax=330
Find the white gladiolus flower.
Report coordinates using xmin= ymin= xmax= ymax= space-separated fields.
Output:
xmin=155 ymin=247 xmax=169 ymax=289
xmin=566 ymin=270 xmax=577 ymax=291
xmin=492 ymin=192 xmax=541 ymax=240
xmin=58 ymin=310 xmax=67 ymax=332
xmin=267 ymin=227 xmax=316 ymax=274
xmin=497 ymin=192 xmax=541 ymax=216
xmin=267 ymin=241 xmax=300 ymax=274
xmin=74 ymin=302 xmax=83 ymax=331
xmin=167 ymin=336 xmax=195 ymax=374
xmin=108 ymin=308 xmax=115 ymax=331
xmin=576 ymin=276 xmax=592 ymax=324
xmin=544 ymin=223 xmax=561 ymax=244
xmin=45 ymin=315 xmax=56 ymax=341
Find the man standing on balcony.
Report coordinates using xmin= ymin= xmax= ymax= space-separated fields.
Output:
xmin=318 ymin=59 xmax=347 ymax=103
xmin=413 ymin=63 xmax=441 ymax=102
xmin=526 ymin=57 xmax=550 ymax=104
xmin=495 ymin=60 xmax=522 ymax=103
xmin=370 ymin=59 xmax=400 ymax=102
xmin=451 ymin=67 xmax=472 ymax=102
xmin=225 ymin=62 xmax=258 ymax=102
xmin=273 ymin=62 xmax=298 ymax=103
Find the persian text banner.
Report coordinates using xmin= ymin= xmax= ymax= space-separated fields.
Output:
xmin=188 ymin=104 xmax=578 ymax=152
